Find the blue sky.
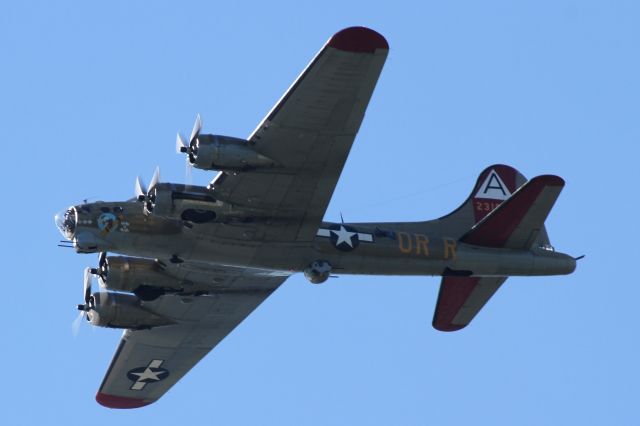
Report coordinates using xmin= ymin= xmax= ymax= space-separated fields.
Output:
xmin=1 ymin=1 xmax=638 ymax=424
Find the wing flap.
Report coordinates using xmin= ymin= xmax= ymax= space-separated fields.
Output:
xmin=433 ymin=276 xmax=507 ymax=332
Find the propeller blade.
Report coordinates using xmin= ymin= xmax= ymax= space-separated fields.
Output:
xmin=98 ymin=251 xmax=107 ymax=267
xmin=71 ymin=310 xmax=85 ymax=338
xmin=185 ymin=156 xmax=193 ymax=185
xmin=176 ymin=133 xmax=188 ymax=154
xmin=149 ymin=166 xmax=160 ymax=190
xmin=189 ymin=113 xmax=202 ymax=145
xmin=83 ymin=267 xmax=92 ymax=304
xmin=97 ymin=251 xmax=108 ymax=283
xmin=134 ymin=176 xmax=147 ymax=199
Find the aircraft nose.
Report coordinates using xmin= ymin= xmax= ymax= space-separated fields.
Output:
xmin=55 ymin=206 xmax=77 ymax=240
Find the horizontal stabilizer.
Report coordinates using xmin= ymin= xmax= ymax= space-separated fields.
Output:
xmin=433 ymin=276 xmax=507 ymax=331
xmin=460 ymin=175 xmax=565 ymax=250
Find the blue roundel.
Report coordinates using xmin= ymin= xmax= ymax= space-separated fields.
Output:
xmin=97 ymin=212 xmax=119 ymax=233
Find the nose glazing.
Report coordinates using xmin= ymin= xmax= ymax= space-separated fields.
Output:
xmin=55 ymin=207 xmax=77 ymax=240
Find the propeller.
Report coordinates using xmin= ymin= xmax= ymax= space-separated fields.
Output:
xmin=134 ymin=176 xmax=147 ymax=201
xmin=133 ymin=167 xmax=160 ymax=209
xmin=190 ymin=114 xmax=202 ymax=143
xmin=176 ymin=132 xmax=187 ymax=154
xmin=91 ymin=251 xmax=108 ymax=285
xmin=177 ymin=114 xmax=202 ymax=182
xmin=98 ymin=251 xmax=108 ymax=276
xmin=71 ymin=310 xmax=84 ymax=337
xmin=176 ymin=114 xmax=202 ymax=168
xmin=78 ymin=267 xmax=94 ymax=312
xmin=176 ymin=133 xmax=193 ymax=185
xmin=72 ymin=267 xmax=95 ymax=337
xmin=149 ymin=166 xmax=160 ymax=190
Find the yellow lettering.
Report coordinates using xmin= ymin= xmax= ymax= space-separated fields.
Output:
xmin=415 ymin=234 xmax=429 ymax=256
xmin=397 ymin=232 xmax=413 ymax=254
xmin=444 ymin=238 xmax=457 ymax=260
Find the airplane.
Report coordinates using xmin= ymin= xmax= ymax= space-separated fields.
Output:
xmin=55 ymin=26 xmax=577 ymax=409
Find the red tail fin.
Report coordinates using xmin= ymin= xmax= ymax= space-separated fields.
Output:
xmin=436 ymin=165 xmax=527 ymax=238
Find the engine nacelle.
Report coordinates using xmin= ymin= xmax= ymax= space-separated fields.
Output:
xmin=190 ymin=134 xmax=275 ymax=172
xmin=143 ymin=183 xmax=260 ymax=223
xmin=144 ymin=183 xmax=220 ymax=222
xmin=87 ymin=292 xmax=174 ymax=329
xmin=100 ymin=256 xmax=182 ymax=296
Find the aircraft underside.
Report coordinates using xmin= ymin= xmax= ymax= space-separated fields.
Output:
xmin=54 ymin=26 xmax=577 ymax=409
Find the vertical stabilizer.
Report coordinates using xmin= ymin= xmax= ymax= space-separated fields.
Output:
xmin=436 ymin=164 xmax=527 ymax=238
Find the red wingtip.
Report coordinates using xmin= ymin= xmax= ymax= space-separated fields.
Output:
xmin=96 ymin=392 xmax=153 ymax=409
xmin=534 ymin=174 xmax=565 ymax=187
xmin=432 ymin=276 xmax=479 ymax=332
xmin=433 ymin=323 xmax=467 ymax=332
xmin=328 ymin=26 xmax=389 ymax=53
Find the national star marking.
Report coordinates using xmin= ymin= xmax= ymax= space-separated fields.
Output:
xmin=130 ymin=367 xmax=165 ymax=382
xmin=331 ymin=225 xmax=357 ymax=247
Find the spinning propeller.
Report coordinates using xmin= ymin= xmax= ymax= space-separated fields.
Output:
xmin=72 ymin=267 xmax=96 ymax=336
xmin=134 ymin=167 xmax=161 ymax=213
xmin=176 ymin=114 xmax=202 ymax=183
xmin=96 ymin=251 xmax=108 ymax=280
xmin=78 ymin=267 xmax=94 ymax=312
xmin=72 ymin=252 xmax=107 ymax=336
xmin=176 ymin=113 xmax=202 ymax=161
xmin=134 ymin=167 xmax=160 ymax=201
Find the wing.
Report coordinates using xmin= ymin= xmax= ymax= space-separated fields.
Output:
xmin=432 ymin=276 xmax=508 ymax=332
xmin=209 ymin=27 xmax=389 ymax=242
xmin=95 ymin=264 xmax=290 ymax=408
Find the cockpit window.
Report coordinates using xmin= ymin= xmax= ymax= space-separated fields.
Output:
xmin=55 ymin=207 xmax=77 ymax=239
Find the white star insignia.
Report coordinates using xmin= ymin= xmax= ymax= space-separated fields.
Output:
xmin=130 ymin=367 xmax=164 ymax=382
xmin=331 ymin=225 xmax=357 ymax=247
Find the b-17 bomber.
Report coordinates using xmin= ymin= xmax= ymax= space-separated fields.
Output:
xmin=55 ymin=27 xmax=577 ymax=408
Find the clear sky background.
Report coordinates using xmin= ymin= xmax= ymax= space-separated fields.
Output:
xmin=1 ymin=1 xmax=638 ymax=424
